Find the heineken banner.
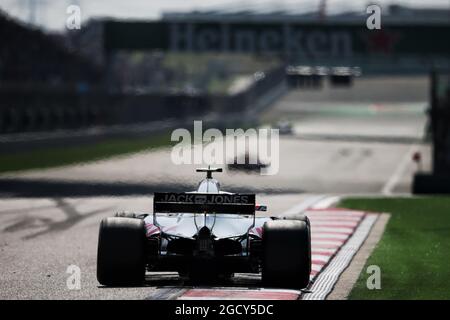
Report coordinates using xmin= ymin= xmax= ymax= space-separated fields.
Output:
xmin=103 ymin=21 xmax=450 ymax=58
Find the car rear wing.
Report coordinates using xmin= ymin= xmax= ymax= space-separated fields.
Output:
xmin=154 ymin=192 xmax=256 ymax=215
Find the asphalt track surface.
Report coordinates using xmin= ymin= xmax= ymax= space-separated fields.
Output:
xmin=0 ymin=76 xmax=431 ymax=299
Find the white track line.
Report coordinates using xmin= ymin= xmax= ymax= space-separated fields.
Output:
xmin=311 ymin=196 xmax=341 ymax=209
xmin=281 ymin=195 xmax=327 ymax=216
xmin=381 ymin=144 xmax=416 ymax=195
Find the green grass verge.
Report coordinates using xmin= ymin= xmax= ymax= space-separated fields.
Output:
xmin=0 ymin=133 xmax=173 ymax=174
xmin=339 ymin=197 xmax=450 ymax=300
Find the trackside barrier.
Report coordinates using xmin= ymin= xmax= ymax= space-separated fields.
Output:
xmin=0 ymin=66 xmax=285 ymax=134
xmin=413 ymin=69 xmax=450 ymax=194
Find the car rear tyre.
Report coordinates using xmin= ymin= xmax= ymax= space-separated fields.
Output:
xmin=97 ymin=217 xmax=146 ymax=286
xmin=262 ymin=219 xmax=311 ymax=289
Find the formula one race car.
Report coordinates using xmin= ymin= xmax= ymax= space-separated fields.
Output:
xmin=275 ymin=119 xmax=294 ymax=135
xmin=97 ymin=167 xmax=311 ymax=289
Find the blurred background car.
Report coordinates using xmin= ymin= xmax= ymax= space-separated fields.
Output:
xmin=274 ymin=119 xmax=294 ymax=135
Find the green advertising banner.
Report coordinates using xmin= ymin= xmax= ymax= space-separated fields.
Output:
xmin=104 ymin=20 xmax=450 ymax=58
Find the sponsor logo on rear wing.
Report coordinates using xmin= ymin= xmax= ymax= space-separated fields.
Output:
xmin=154 ymin=193 xmax=256 ymax=215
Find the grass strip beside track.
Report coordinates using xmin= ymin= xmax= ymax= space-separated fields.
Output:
xmin=0 ymin=133 xmax=173 ymax=173
xmin=339 ymin=197 xmax=450 ymax=300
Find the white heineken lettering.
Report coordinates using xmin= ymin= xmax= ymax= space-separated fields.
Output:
xmin=259 ymin=30 xmax=282 ymax=53
xmin=221 ymin=24 xmax=230 ymax=51
xmin=286 ymin=27 xmax=305 ymax=55
xmin=306 ymin=31 xmax=328 ymax=57
xmin=235 ymin=30 xmax=256 ymax=52
xmin=170 ymin=23 xmax=193 ymax=51
xmin=196 ymin=29 xmax=219 ymax=51
xmin=168 ymin=23 xmax=354 ymax=57
xmin=330 ymin=32 xmax=353 ymax=57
